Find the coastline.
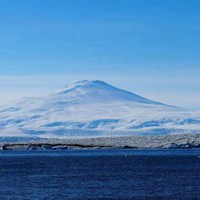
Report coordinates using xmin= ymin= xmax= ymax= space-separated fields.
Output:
xmin=1 ymin=133 xmax=200 ymax=150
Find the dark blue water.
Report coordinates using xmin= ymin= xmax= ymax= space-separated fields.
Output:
xmin=0 ymin=149 xmax=200 ymax=200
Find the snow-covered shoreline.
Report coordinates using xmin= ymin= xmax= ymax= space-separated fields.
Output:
xmin=1 ymin=133 xmax=200 ymax=150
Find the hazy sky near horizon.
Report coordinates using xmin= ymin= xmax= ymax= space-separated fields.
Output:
xmin=0 ymin=0 xmax=200 ymax=109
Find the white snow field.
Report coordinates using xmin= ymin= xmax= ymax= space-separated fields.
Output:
xmin=0 ymin=80 xmax=199 ymax=138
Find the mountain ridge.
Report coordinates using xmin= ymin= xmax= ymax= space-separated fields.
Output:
xmin=53 ymin=80 xmax=176 ymax=107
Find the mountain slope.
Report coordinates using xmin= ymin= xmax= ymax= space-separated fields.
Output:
xmin=0 ymin=80 xmax=199 ymax=138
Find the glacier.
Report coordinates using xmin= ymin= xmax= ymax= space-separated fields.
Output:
xmin=0 ymin=80 xmax=199 ymax=138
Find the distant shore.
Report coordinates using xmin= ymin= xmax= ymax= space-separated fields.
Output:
xmin=0 ymin=133 xmax=200 ymax=150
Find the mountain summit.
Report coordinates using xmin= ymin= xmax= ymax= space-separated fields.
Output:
xmin=0 ymin=80 xmax=199 ymax=138
xmin=54 ymin=80 xmax=169 ymax=106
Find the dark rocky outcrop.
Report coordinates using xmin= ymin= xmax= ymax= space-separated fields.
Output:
xmin=42 ymin=145 xmax=52 ymax=150
xmin=0 ymin=144 xmax=7 ymax=151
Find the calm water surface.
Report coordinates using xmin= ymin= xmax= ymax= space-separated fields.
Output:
xmin=0 ymin=149 xmax=200 ymax=200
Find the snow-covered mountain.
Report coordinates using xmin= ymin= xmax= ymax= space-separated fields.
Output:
xmin=0 ymin=80 xmax=199 ymax=138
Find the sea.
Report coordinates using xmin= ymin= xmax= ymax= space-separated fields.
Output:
xmin=0 ymin=149 xmax=200 ymax=200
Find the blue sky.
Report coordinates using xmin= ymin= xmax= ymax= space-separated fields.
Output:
xmin=0 ymin=0 xmax=200 ymax=109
